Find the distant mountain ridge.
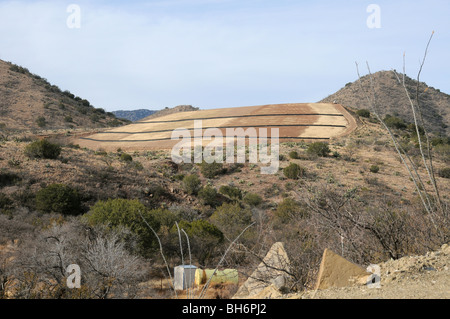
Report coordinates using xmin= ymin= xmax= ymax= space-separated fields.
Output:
xmin=112 ymin=109 xmax=157 ymax=122
xmin=320 ymin=70 xmax=450 ymax=136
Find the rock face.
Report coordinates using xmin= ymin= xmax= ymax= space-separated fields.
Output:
xmin=233 ymin=242 xmax=291 ymax=299
xmin=314 ymin=249 xmax=370 ymax=290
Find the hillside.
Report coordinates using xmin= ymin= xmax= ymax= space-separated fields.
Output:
xmin=0 ymin=60 xmax=128 ymax=132
xmin=112 ymin=109 xmax=157 ymax=122
xmin=1 ymin=116 xmax=449 ymax=299
xmin=320 ymin=71 xmax=450 ymax=136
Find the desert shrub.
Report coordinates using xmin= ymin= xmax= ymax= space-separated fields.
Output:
xmin=148 ymin=207 xmax=179 ymax=231
xmin=0 ymin=171 xmax=21 ymax=187
xmin=210 ymin=202 xmax=253 ymax=240
xmin=0 ymin=193 xmax=13 ymax=210
xmin=24 ymin=139 xmax=61 ymax=159
xmin=200 ymin=161 xmax=226 ymax=179
xmin=85 ymin=198 xmax=160 ymax=256
xmin=147 ymin=185 xmax=172 ymax=203
xmin=356 ymin=109 xmax=371 ymax=118
xmin=274 ymin=198 xmax=305 ymax=223
xmin=36 ymin=116 xmax=47 ymax=128
xmin=36 ymin=184 xmax=82 ymax=215
xmin=107 ymin=119 xmax=122 ymax=127
xmin=120 ymin=153 xmax=133 ymax=162
xmin=182 ymin=174 xmax=201 ymax=195
xmin=369 ymin=165 xmax=380 ymax=173
xmin=431 ymin=136 xmax=450 ymax=146
xmin=283 ymin=163 xmax=305 ymax=180
xmin=288 ymin=151 xmax=299 ymax=159
xmin=243 ymin=193 xmax=262 ymax=207
xmin=384 ymin=115 xmax=407 ymax=130
xmin=90 ymin=114 xmax=100 ymax=122
xmin=306 ymin=142 xmax=330 ymax=157
xmin=219 ymin=185 xmax=242 ymax=201
xmin=64 ymin=115 xmax=73 ymax=123
xmin=434 ymin=144 xmax=450 ymax=158
xmin=438 ymin=167 xmax=450 ymax=179
xmin=198 ymin=186 xmax=219 ymax=207
xmin=177 ymin=219 xmax=224 ymax=266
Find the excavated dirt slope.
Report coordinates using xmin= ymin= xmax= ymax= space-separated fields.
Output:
xmin=76 ymin=103 xmax=357 ymax=151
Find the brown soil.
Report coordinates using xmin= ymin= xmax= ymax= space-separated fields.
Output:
xmin=75 ymin=103 xmax=357 ymax=151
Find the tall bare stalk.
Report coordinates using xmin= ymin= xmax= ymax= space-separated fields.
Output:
xmin=355 ymin=31 xmax=447 ymax=237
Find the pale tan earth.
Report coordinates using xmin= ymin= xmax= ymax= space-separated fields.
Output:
xmin=75 ymin=103 xmax=357 ymax=151
xmin=268 ymin=243 xmax=450 ymax=299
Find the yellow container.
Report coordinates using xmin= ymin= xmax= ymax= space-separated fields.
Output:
xmin=194 ymin=268 xmax=239 ymax=285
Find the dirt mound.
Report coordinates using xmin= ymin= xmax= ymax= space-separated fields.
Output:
xmin=294 ymin=243 xmax=450 ymax=299
xmin=76 ymin=103 xmax=357 ymax=151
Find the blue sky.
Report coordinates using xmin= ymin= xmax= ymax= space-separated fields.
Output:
xmin=0 ymin=0 xmax=449 ymax=111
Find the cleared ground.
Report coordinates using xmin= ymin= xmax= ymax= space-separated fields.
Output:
xmin=76 ymin=103 xmax=357 ymax=151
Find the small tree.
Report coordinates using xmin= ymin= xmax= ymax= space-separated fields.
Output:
xmin=283 ymin=163 xmax=305 ymax=180
xmin=219 ymin=185 xmax=242 ymax=201
xmin=36 ymin=116 xmax=47 ymax=128
xmin=274 ymin=198 xmax=305 ymax=223
xmin=356 ymin=109 xmax=371 ymax=118
xmin=243 ymin=193 xmax=262 ymax=207
xmin=85 ymin=198 xmax=161 ymax=256
xmin=288 ymin=151 xmax=299 ymax=159
xmin=25 ymin=139 xmax=61 ymax=159
xmin=176 ymin=219 xmax=224 ymax=266
xmin=198 ymin=186 xmax=219 ymax=207
xmin=35 ymin=184 xmax=82 ymax=215
xmin=200 ymin=161 xmax=226 ymax=179
xmin=120 ymin=153 xmax=133 ymax=162
xmin=307 ymin=142 xmax=330 ymax=157
xmin=182 ymin=174 xmax=201 ymax=195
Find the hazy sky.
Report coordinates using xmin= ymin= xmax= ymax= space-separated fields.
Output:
xmin=0 ymin=0 xmax=449 ymax=111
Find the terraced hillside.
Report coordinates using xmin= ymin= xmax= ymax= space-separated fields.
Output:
xmin=77 ymin=103 xmax=357 ymax=151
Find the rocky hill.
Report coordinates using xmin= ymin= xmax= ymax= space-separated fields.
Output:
xmin=112 ymin=109 xmax=157 ymax=122
xmin=320 ymin=70 xmax=450 ymax=136
xmin=0 ymin=60 xmax=128 ymax=132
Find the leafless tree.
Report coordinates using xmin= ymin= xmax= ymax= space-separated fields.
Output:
xmin=355 ymin=32 xmax=449 ymax=244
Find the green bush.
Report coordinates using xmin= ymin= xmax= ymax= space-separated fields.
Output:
xmin=283 ymin=163 xmax=305 ymax=180
xmin=243 ymin=193 xmax=262 ymax=207
xmin=36 ymin=184 xmax=82 ymax=215
xmin=384 ymin=115 xmax=407 ymax=130
xmin=274 ymin=198 xmax=305 ymax=223
xmin=219 ymin=185 xmax=242 ymax=201
xmin=177 ymin=219 xmax=224 ymax=266
xmin=288 ymin=151 xmax=299 ymax=159
xmin=24 ymin=139 xmax=61 ymax=159
xmin=369 ymin=165 xmax=380 ymax=173
xmin=356 ymin=109 xmax=371 ymax=118
xmin=36 ymin=116 xmax=47 ymax=128
xmin=210 ymin=202 xmax=252 ymax=239
xmin=0 ymin=193 xmax=13 ymax=210
xmin=85 ymin=198 xmax=160 ymax=255
xmin=0 ymin=171 xmax=21 ymax=187
xmin=120 ymin=153 xmax=133 ymax=162
xmin=182 ymin=174 xmax=202 ymax=195
xmin=307 ymin=142 xmax=330 ymax=157
xmin=200 ymin=161 xmax=226 ymax=179
xmin=198 ymin=186 xmax=219 ymax=207
xmin=438 ymin=167 xmax=450 ymax=179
